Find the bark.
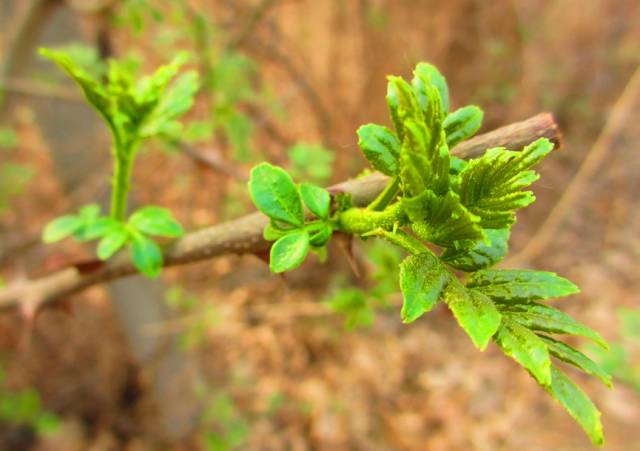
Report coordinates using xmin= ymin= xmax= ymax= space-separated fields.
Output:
xmin=0 ymin=113 xmax=560 ymax=310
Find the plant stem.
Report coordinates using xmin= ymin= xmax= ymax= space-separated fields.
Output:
xmin=337 ymin=202 xmax=406 ymax=235
xmin=110 ymin=145 xmax=135 ymax=221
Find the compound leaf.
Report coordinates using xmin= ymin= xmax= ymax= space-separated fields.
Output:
xmin=468 ymin=269 xmax=579 ymax=302
xmin=249 ymin=163 xmax=304 ymax=226
xmin=545 ymin=366 xmax=604 ymax=446
xmin=399 ymin=252 xmax=450 ymax=323
xmin=455 ymin=138 xmax=554 ymax=228
xmin=270 ymin=231 xmax=310 ymax=273
xmin=494 ymin=317 xmax=551 ymax=385
xmin=443 ymin=282 xmax=501 ymax=351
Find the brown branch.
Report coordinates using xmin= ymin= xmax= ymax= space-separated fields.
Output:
xmin=0 ymin=113 xmax=560 ymax=311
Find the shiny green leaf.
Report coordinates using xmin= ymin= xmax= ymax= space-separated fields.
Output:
xmin=411 ymin=62 xmax=449 ymax=115
xmin=356 ymin=124 xmax=400 ymax=175
xmin=442 ymin=228 xmax=509 ymax=271
xmin=270 ymin=231 xmax=310 ymax=273
xmin=545 ymin=366 xmax=604 ymax=446
xmin=444 ymin=282 xmax=501 ymax=350
xmin=399 ymin=252 xmax=450 ymax=323
xmin=300 ymin=183 xmax=330 ymax=219
xmin=500 ymin=302 xmax=608 ymax=349
xmin=468 ymin=269 xmax=580 ymax=302
xmin=443 ymin=105 xmax=483 ymax=147
xmin=494 ymin=317 xmax=551 ymax=385
xmin=249 ymin=163 xmax=304 ymax=226
xmin=538 ymin=335 xmax=612 ymax=387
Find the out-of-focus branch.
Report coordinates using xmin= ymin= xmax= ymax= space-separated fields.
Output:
xmin=0 ymin=113 xmax=560 ymax=311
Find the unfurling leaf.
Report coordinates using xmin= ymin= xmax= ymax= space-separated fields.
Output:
xmin=399 ymin=252 xmax=449 ymax=323
xmin=300 ymin=183 xmax=331 ymax=219
xmin=455 ymin=138 xmax=554 ymax=228
xmin=357 ymin=124 xmax=400 ymax=175
xmin=545 ymin=366 xmax=604 ymax=446
xmin=468 ymin=269 xmax=579 ymax=302
xmin=494 ymin=317 xmax=551 ymax=385
xmin=270 ymin=231 xmax=310 ymax=273
xmin=442 ymin=228 xmax=509 ymax=271
xmin=443 ymin=282 xmax=501 ymax=351
xmin=249 ymin=163 xmax=304 ymax=226
xmin=386 ymin=76 xmax=423 ymax=140
xmin=443 ymin=105 xmax=483 ymax=147
xmin=412 ymin=62 xmax=449 ymax=115
xmin=403 ymin=189 xmax=485 ymax=249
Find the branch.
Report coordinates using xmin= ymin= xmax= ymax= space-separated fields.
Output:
xmin=0 ymin=113 xmax=560 ymax=310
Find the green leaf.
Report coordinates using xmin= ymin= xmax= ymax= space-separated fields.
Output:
xmin=300 ymin=183 xmax=330 ymax=219
xmin=39 ymin=48 xmax=112 ymax=126
xmin=97 ymin=225 xmax=130 ymax=260
xmin=129 ymin=206 xmax=184 ymax=238
xmin=494 ymin=317 xmax=551 ymax=385
xmin=399 ymin=253 xmax=450 ymax=323
xmin=83 ymin=217 xmax=121 ymax=240
xmin=263 ymin=222 xmax=289 ymax=241
xmin=442 ymin=228 xmax=510 ymax=272
xmin=386 ymin=76 xmax=423 ymax=140
xmin=356 ymin=124 xmax=400 ymax=175
xmin=309 ymin=225 xmax=333 ymax=247
xmin=42 ymin=215 xmax=82 ymax=243
xmin=249 ymin=163 xmax=304 ymax=226
xmin=455 ymin=138 xmax=554 ymax=228
xmin=131 ymin=233 xmax=163 ymax=278
xmin=443 ymin=105 xmax=483 ymax=147
xmin=269 ymin=231 xmax=310 ymax=273
xmin=443 ymin=282 xmax=501 ymax=351
xmin=538 ymin=335 xmax=612 ymax=387
xmin=545 ymin=366 xmax=604 ymax=446
xmin=412 ymin=62 xmax=449 ymax=115
xmin=398 ymin=119 xmax=449 ymax=197
xmin=500 ymin=302 xmax=608 ymax=349
xmin=402 ymin=189 xmax=485 ymax=249
xmin=468 ymin=269 xmax=580 ymax=302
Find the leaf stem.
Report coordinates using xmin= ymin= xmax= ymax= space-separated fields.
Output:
xmin=367 ymin=175 xmax=400 ymax=211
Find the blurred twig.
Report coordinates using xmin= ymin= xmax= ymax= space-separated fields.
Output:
xmin=227 ymin=0 xmax=279 ymax=51
xmin=508 ymin=66 xmax=640 ymax=266
xmin=0 ymin=113 xmax=560 ymax=311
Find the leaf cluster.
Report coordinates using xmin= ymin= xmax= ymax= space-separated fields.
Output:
xmin=43 ymin=205 xmax=183 ymax=277
xmin=247 ymin=62 xmax=610 ymax=444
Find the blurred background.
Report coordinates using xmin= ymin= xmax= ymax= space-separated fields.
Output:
xmin=0 ymin=0 xmax=639 ymax=449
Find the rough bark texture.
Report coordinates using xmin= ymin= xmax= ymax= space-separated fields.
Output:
xmin=0 ymin=113 xmax=560 ymax=310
